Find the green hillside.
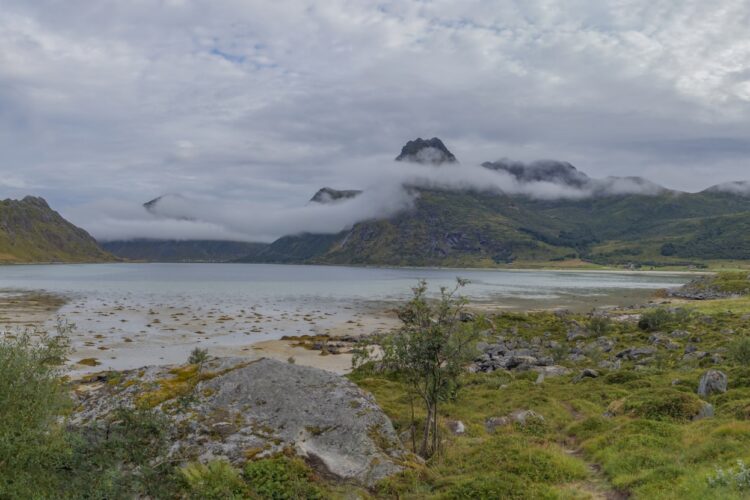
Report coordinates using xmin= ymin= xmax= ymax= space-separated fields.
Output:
xmin=237 ymin=188 xmax=750 ymax=268
xmin=101 ymin=239 xmax=267 ymax=263
xmin=0 ymin=196 xmax=114 ymax=263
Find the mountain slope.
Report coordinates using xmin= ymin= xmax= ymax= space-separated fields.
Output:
xmin=236 ymin=139 xmax=750 ymax=267
xmin=0 ymin=196 xmax=114 ymax=263
xmin=101 ymin=239 xmax=267 ymax=263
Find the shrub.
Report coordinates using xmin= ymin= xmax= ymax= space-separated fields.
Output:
xmin=588 ymin=315 xmax=611 ymax=335
xmin=63 ymin=408 xmax=179 ymax=498
xmin=181 ymin=460 xmax=248 ymax=499
xmin=728 ymin=337 xmax=750 ymax=365
xmin=0 ymin=327 xmax=71 ymax=498
xmin=707 ymin=460 xmax=750 ymax=491
xmin=243 ymin=456 xmax=324 ymax=499
xmin=608 ymin=388 xmax=705 ymax=421
xmin=638 ymin=307 xmax=691 ymax=331
xmin=188 ymin=347 xmax=209 ymax=366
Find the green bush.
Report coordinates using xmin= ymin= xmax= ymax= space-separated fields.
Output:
xmin=243 ymin=455 xmax=324 ymax=499
xmin=181 ymin=460 xmax=248 ymax=499
xmin=638 ymin=308 xmax=691 ymax=331
xmin=588 ymin=315 xmax=612 ymax=335
xmin=63 ymin=408 xmax=179 ymax=498
xmin=0 ymin=327 xmax=71 ymax=498
xmin=729 ymin=337 xmax=750 ymax=365
xmin=609 ymin=388 xmax=705 ymax=421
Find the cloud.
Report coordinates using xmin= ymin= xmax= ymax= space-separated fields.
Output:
xmin=80 ymin=155 xmax=675 ymax=243
xmin=1 ymin=0 xmax=750 ymax=240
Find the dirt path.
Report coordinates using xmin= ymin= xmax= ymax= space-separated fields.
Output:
xmin=559 ymin=401 xmax=630 ymax=500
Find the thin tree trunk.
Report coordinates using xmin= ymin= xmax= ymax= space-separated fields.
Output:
xmin=420 ymin=403 xmax=432 ymax=457
xmin=409 ymin=394 xmax=417 ymax=453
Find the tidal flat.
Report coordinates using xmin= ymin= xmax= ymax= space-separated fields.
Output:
xmin=0 ymin=263 xmax=691 ymax=374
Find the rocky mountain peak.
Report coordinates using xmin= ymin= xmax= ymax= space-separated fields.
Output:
xmin=482 ymin=160 xmax=590 ymax=187
xmin=310 ymin=187 xmax=363 ymax=204
xmin=21 ymin=195 xmax=51 ymax=209
xmin=395 ymin=137 xmax=457 ymax=164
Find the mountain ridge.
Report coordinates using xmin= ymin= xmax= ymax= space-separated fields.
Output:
xmin=0 ymin=196 xmax=115 ymax=263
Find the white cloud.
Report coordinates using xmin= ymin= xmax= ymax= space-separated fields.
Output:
xmin=1 ymin=0 xmax=749 ymax=240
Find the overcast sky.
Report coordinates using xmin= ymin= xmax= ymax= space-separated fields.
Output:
xmin=2 ymin=0 xmax=749 ymax=241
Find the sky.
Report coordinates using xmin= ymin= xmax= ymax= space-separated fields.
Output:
xmin=1 ymin=0 xmax=749 ymax=242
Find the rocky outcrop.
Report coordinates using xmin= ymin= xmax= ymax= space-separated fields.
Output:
xmin=697 ymin=370 xmax=728 ymax=398
xmin=310 ymin=187 xmax=363 ymax=204
xmin=395 ymin=137 xmax=457 ymax=164
xmin=482 ymin=160 xmax=590 ymax=187
xmin=72 ymin=358 xmax=406 ymax=487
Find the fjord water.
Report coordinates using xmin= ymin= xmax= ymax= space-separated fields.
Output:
xmin=0 ymin=263 xmax=691 ymax=372
xmin=0 ymin=263 xmax=689 ymax=303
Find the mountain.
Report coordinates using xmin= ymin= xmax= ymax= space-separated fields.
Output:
xmin=100 ymin=239 xmax=267 ymax=263
xmin=310 ymin=187 xmax=362 ymax=203
xmin=236 ymin=138 xmax=750 ymax=267
xmin=395 ymin=137 xmax=457 ymax=164
xmin=483 ymin=159 xmax=590 ymax=187
xmin=0 ymin=196 xmax=114 ymax=263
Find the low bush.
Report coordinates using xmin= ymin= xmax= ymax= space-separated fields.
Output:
xmin=243 ymin=455 xmax=324 ymax=499
xmin=728 ymin=337 xmax=750 ymax=365
xmin=608 ymin=388 xmax=705 ymax=421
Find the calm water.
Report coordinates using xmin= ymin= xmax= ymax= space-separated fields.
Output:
xmin=0 ymin=264 xmax=692 ymax=372
xmin=0 ymin=263 xmax=690 ymax=304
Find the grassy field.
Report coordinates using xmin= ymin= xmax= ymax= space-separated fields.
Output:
xmin=347 ymin=280 xmax=750 ymax=499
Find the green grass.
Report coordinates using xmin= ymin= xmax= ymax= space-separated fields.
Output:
xmin=348 ymin=302 xmax=750 ymax=499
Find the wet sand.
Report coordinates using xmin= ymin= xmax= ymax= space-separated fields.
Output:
xmin=0 ymin=278 xmax=670 ymax=375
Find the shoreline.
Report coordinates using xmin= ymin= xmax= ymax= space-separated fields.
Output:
xmin=0 ymin=266 xmax=691 ymax=375
xmin=0 ymin=259 xmax=716 ymax=274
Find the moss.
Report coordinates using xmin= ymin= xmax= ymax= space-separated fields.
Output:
xmin=608 ymin=388 xmax=706 ymax=421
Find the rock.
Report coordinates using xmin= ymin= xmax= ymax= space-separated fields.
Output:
xmin=685 ymin=344 xmax=697 ymax=354
xmin=395 ymin=137 xmax=457 ymax=164
xmin=598 ymin=359 xmax=621 ymax=370
xmin=682 ymin=351 xmax=708 ymax=362
xmin=670 ymin=330 xmax=689 ymax=339
xmin=566 ymin=324 xmax=590 ymax=342
xmin=459 ymin=312 xmax=476 ymax=322
xmin=697 ymin=370 xmax=728 ymax=397
xmin=446 ymin=420 xmax=466 ymax=435
xmin=485 ymin=416 xmax=510 ymax=433
xmin=693 ymin=402 xmax=715 ymax=420
xmin=616 ymin=346 xmax=656 ymax=360
xmin=72 ymin=358 xmax=405 ymax=487
xmin=508 ymin=409 xmax=545 ymax=426
xmin=532 ymin=365 xmax=572 ymax=377
xmin=485 ymin=410 xmax=544 ymax=433
xmin=573 ymin=368 xmax=599 ymax=382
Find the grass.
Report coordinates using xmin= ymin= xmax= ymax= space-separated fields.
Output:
xmin=348 ymin=302 xmax=750 ymax=499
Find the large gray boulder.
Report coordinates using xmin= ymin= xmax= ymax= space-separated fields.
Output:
xmin=697 ymin=370 xmax=728 ymax=398
xmin=72 ymin=358 xmax=405 ymax=487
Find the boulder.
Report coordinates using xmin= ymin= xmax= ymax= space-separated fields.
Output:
xmin=485 ymin=410 xmax=544 ymax=433
xmin=446 ymin=420 xmax=466 ymax=435
xmin=615 ymin=346 xmax=656 ymax=360
xmin=573 ymin=368 xmax=599 ymax=382
xmin=697 ymin=370 xmax=728 ymax=398
xmin=72 ymin=358 xmax=405 ymax=487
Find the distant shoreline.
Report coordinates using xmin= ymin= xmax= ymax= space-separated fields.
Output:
xmin=0 ymin=260 xmax=713 ymax=275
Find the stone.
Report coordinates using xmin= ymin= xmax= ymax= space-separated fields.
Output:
xmin=72 ymin=358 xmax=405 ymax=487
xmin=697 ymin=370 xmax=728 ymax=398
xmin=532 ymin=365 xmax=572 ymax=377
xmin=485 ymin=410 xmax=544 ymax=433
xmin=670 ymin=330 xmax=689 ymax=339
xmin=615 ymin=346 xmax=657 ymax=360
xmin=693 ymin=402 xmax=715 ymax=420
xmin=573 ymin=368 xmax=599 ymax=382
xmin=446 ymin=420 xmax=466 ymax=435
